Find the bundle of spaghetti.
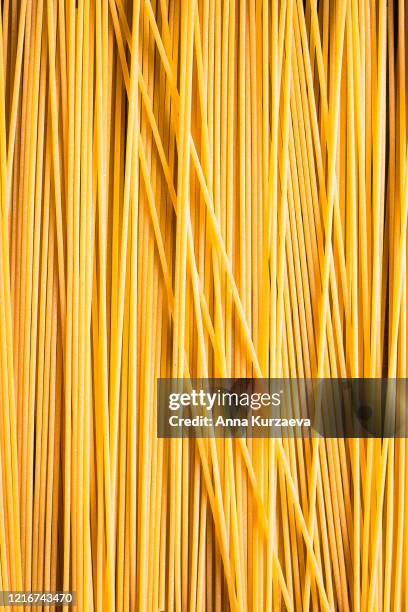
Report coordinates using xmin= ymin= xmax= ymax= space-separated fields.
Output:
xmin=0 ymin=0 xmax=407 ymax=610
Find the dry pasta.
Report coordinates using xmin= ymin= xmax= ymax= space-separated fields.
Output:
xmin=0 ymin=0 xmax=407 ymax=610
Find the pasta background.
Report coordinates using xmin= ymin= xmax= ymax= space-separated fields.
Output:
xmin=0 ymin=0 xmax=407 ymax=610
